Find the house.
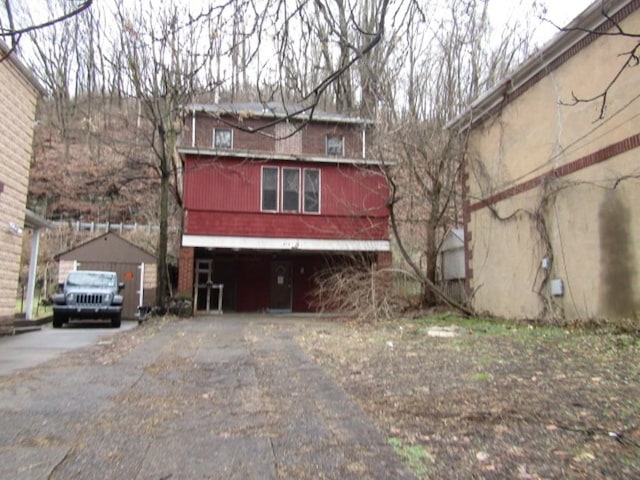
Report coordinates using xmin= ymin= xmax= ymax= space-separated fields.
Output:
xmin=0 ymin=40 xmax=46 ymax=333
xmin=55 ymin=232 xmax=158 ymax=319
xmin=176 ymin=102 xmax=391 ymax=313
xmin=447 ymin=0 xmax=640 ymax=321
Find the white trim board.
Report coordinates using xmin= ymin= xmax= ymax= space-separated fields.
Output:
xmin=182 ymin=235 xmax=390 ymax=252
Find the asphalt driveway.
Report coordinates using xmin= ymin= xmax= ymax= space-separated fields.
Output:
xmin=0 ymin=315 xmax=414 ymax=479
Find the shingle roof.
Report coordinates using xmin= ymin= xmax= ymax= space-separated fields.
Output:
xmin=186 ymin=102 xmax=373 ymax=125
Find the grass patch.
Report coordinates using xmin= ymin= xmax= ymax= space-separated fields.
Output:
xmin=412 ymin=312 xmax=568 ymax=337
xmin=299 ymin=315 xmax=640 ymax=479
xmin=15 ymin=296 xmax=53 ymax=319
xmin=388 ymin=437 xmax=433 ymax=477
xmin=468 ymin=371 xmax=493 ymax=382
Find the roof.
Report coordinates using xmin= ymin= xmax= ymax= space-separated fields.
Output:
xmin=441 ymin=228 xmax=464 ymax=251
xmin=56 ymin=232 xmax=157 ymax=263
xmin=446 ymin=0 xmax=634 ymax=132
xmin=186 ymin=102 xmax=373 ymax=125
xmin=177 ymin=145 xmax=390 ymax=166
xmin=0 ymin=39 xmax=46 ymax=96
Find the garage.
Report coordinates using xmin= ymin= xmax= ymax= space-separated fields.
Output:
xmin=55 ymin=233 xmax=157 ymax=319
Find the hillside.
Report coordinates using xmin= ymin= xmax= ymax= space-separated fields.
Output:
xmin=29 ymin=96 xmax=167 ymax=224
xmin=21 ymin=96 xmax=184 ymax=295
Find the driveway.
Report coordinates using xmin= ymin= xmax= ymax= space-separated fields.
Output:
xmin=0 ymin=320 xmax=138 ymax=376
xmin=0 ymin=315 xmax=414 ymax=479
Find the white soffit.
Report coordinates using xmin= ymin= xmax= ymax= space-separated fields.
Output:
xmin=182 ymin=235 xmax=390 ymax=252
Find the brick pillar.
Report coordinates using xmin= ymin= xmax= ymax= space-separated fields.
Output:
xmin=376 ymin=251 xmax=392 ymax=269
xmin=460 ymin=158 xmax=473 ymax=299
xmin=375 ymin=251 xmax=393 ymax=293
xmin=177 ymin=247 xmax=194 ymax=297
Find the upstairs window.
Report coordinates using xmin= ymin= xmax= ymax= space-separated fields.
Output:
xmin=304 ymin=169 xmax=320 ymax=213
xmin=282 ymin=168 xmax=300 ymax=212
xmin=261 ymin=166 xmax=321 ymax=214
xmin=261 ymin=167 xmax=279 ymax=212
xmin=213 ymin=128 xmax=233 ymax=149
xmin=326 ymin=135 xmax=344 ymax=156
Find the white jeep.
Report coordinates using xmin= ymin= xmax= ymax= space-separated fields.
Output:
xmin=52 ymin=271 xmax=124 ymax=328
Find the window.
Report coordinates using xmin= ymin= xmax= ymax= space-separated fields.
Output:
xmin=282 ymin=168 xmax=300 ymax=212
xmin=326 ymin=135 xmax=344 ymax=156
xmin=261 ymin=166 xmax=321 ymax=214
xmin=262 ymin=167 xmax=278 ymax=211
xmin=304 ymin=169 xmax=320 ymax=213
xmin=213 ymin=128 xmax=233 ymax=149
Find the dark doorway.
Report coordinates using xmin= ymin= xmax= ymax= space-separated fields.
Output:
xmin=213 ymin=260 xmax=237 ymax=312
xmin=269 ymin=261 xmax=292 ymax=312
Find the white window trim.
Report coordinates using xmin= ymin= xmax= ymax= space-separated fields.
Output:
xmin=261 ymin=166 xmax=279 ymax=212
xmin=213 ymin=127 xmax=233 ymax=149
xmin=303 ymin=168 xmax=321 ymax=214
xmin=326 ymin=135 xmax=344 ymax=156
xmin=281 ymin=167 xmax=301 ymax=213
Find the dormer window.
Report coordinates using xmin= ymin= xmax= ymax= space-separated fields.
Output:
xmin=213 ymin=128 xmax=233 ymax=149
xmin=326 ymin=135 xmax=344 ymax=156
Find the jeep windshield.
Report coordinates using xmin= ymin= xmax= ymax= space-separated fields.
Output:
xmin=66 ymin=272 xmax=116 ymax=288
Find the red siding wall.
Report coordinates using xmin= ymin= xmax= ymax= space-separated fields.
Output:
xmin=185 ymin=210 xmax=387 ymax=240
xmin=183 ymin=157 xmax=389 ymax=241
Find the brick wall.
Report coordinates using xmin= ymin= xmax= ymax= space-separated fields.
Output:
xmin=177 ymin=247 xmax=194 ymax=297
xmin=187 ymin=114 xmax=369 ymax=159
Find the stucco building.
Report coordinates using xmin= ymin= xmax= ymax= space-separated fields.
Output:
xmin=448 ymin=0 xmax=640 ymax=321
xmin=0 ymin=40 xmax=45 ymax=333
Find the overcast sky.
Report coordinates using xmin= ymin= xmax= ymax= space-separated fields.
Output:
xmin=489 ymin=0 xmax=596 ymax=46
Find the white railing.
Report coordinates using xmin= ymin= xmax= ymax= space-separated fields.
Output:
xmin=51 ymin=221 xmax=180 ymax=233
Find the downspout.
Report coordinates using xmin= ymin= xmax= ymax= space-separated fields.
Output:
xmin=24 ymin=228 xmax=40 ymax=321
xmin=138 ymin=263 xmax=145 ymax=308
xmin=191 ymin=108 xmax=196 ymax=147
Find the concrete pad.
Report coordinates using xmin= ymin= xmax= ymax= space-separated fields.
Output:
xmin=0 ymin=321 xmax=138 ymax=376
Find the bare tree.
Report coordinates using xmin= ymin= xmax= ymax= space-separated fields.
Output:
xmin=377 ymin=0 xmax=533 ymax=310
xmin=109 ymin=0 xmax=224 ymax=305
xmin=23 ymin=0 xmax=536 ymax=316
xmin=0 ymin=0 xmax=92 ymax=53
xmin=548 ymin=1 xmax=640 ymax=120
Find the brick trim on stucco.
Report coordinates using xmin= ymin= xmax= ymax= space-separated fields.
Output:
xmin=460 ymin=0 xmax=640 ymax=302
xmin=460 ymin=161 xmax=473 ymax=296
xmin=462 ymin=132 xmax=640 ymax=296
xmin=481 ymin=0 xmax=640 ymax=124
xmin=469 ymin=132 xmax=640 ymax=213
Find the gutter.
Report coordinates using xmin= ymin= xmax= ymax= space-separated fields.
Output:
xmin=446 ymin=0 xmax=632 ymax=132
xmin=0 ymin=39 xmax=46 ymax=96
xmin=176 ymin=146 xmax=394 ymax=167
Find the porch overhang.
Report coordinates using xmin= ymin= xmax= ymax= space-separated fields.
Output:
xmin=182 ymin=234 xmax=390 ymax=252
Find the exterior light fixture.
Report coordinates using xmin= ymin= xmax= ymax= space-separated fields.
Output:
xmin=8 ymin=222 xmax=23 ymax=235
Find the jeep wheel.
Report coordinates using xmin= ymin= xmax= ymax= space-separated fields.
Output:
xmin=111 ymin=314 xmax=121 ymax=328
xmin=52 ymin=314 xmax=65 ymax=328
